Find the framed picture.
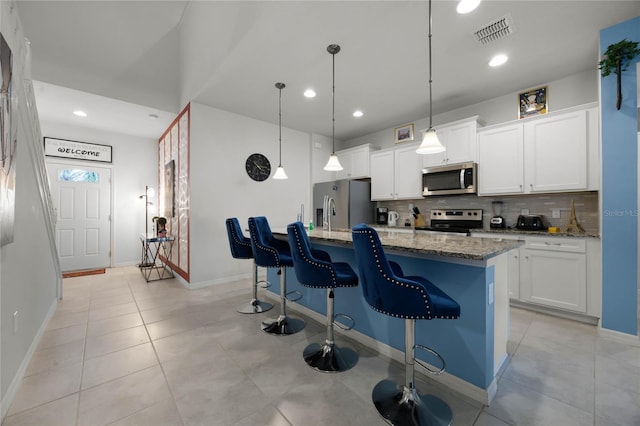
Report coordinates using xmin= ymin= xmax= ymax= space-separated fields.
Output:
xmin=394 ymin=123 xmax=414 ymax=144
xmin=518 ymin=86 xmax=548 ymax=119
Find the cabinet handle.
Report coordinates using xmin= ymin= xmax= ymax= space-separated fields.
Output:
xmin=530 ymin=184 xmax=533 ymax=188
xmin=544 ymin=242 xmax=562 ymax=246
xmin=519 ymin=184 xmax=523 ymax=189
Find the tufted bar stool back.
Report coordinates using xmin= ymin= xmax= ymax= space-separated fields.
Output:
xmin=352 ymin=224 xmax=460 ymax=426
xmin=225 ymin=218 xmax=273 ymax=314
xmin=248 ymin=216 xmax=305 ymax=335
xmin=287 ymin=221 xmax=359 ymax=372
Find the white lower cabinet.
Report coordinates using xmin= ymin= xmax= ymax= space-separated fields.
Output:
xmin=520 ymin=238 xmax=587 ymax=313
xmin=471 ymin=233 xmax=600 ymax=319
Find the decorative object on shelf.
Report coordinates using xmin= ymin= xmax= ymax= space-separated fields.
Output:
xmin=518 ymin=86 xmax=548 ymax=119
xmin=245 ymin=153 xmax=271 ymax=181
xmin=153 ymin=216 xmax=167 ymax=237
xmin=599 ymin=38 xmax=640 ymax=110
xmin=416 ymin=0 xmax=445 ymax=155
xmin=323 ymin=44 xmax=344 ymax=171
xmin=273 ymin=82 xmax=288 ymax=180
xmin=564 ymin=199 xmax=585 ymax=233
xmin=393 ymin=123 xmax=414 ymax=144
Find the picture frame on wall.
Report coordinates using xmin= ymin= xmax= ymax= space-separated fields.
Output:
xmin=518 ymin=86 xmax=548 ymax=119
xmin=394 ymin=123 xmax=414 ymax=144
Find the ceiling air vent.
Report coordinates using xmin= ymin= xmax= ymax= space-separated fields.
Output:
xmin=473 ymin=14 xmax=515 ymax=45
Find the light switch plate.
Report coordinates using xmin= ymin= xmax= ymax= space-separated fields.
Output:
xmin=520 ymin=209 xmax=529 ymax=215
xmin=551 ymin=208 xmax=561 ymax=219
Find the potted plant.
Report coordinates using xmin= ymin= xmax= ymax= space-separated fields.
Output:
xmin=152 ymin=216 xmax=167 ymax=237
xmin=598 ymin=38 xmax=640 ymax=110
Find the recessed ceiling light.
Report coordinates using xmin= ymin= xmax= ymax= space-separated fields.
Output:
xmin=457 ymin=0 xmax=481 ymax=14
xmin=73 ymin=110 xmax=87 ymax=117
xmin=303 ymin=89 xmax=316 ymax=98
xmin=353 ymin=110 xmax=364 ymax=118
xmin=489 ymin=54 xmax=508 ymax=67
xmin=148 ymin=113 xmax=159 ymax=120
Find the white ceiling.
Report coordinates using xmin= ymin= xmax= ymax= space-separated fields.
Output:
xmin=16 ymin=1 xmax=640 ymax=141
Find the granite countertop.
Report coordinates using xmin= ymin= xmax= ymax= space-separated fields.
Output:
xmin=276 ymin=228 xmax=522 ymax=261
xmin=470 ymin=228 xmax=600 ymax=239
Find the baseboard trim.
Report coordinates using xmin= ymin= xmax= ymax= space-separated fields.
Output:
xmin=1 ymin=298 xmax=58 ymax=422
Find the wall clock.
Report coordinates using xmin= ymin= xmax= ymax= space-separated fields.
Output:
xmin=245 ymin=153 xmax=271 ymax=182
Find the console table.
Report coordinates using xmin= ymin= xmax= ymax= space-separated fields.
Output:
xmin=139 ymin=233 xmax=175 ymax=282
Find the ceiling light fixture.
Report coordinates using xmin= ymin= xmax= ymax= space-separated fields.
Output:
xmin=353 ymin=110 xmax=364 ymax=118
xmin=416 ymin=0 xmax=446 ymax=155
xmin=73 ymin=110 xmax=87 ymax=117
xmin=489 ymin=54 xmax=508 ymax=67
xmin=304 ymin=89 xmax=316 ymax=98
xmin=457 ymin=0 xmax=481 ymax=14
xmin=273 ymin=82 xmax=288 ymax=180
xmin=324 ymin=44 xmax=344 ymax=171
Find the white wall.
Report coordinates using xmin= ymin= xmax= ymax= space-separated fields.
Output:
xmin=41 ymin=121 xmax=158 ymax=266
xmin=0 ymin=2 xmax=59 ymax=417
xmin=343 ymin=69 xmax=599 ymax=150
xmin=188 ymin=102 xmax=312 ymax=287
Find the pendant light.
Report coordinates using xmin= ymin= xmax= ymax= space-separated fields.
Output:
xmin=416 ymin=0 xmax=446 ymax=155
xmin=273 ymin=82 xmax=288 ymax=179
xmin=324 ymin=44 xmax=343 ymax=171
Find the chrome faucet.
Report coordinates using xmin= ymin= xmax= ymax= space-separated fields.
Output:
xmin=297 ymin=203 xmax=304 ymax=223
xmin=323 ymin=195 xmax=336 ymax=231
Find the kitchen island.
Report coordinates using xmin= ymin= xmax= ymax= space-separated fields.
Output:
xmin=266 ymin=228 xmax=521 ymax=404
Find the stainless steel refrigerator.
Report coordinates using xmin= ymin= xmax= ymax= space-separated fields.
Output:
xmin=313 ymin=180 xmax=374 ymax=230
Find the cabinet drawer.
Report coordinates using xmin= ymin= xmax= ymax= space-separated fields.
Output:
xmin=524 ymin=238 xmax=586 ymax=253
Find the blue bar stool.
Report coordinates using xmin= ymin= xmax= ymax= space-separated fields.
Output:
xmin=287 ymin=221 xmax=359 ymax=372
xmin=225 ymin=218 xmax=273 ymax=314
xmin=351 ymin=224 xmax=461 ymax=426
xmin=248 ymin=216 xmax=305 ymax=335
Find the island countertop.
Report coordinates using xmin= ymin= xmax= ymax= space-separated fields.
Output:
xmin=273 ymin=228 xmax=522 ymax=261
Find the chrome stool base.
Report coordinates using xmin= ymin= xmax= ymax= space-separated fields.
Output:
xmin=261 ymin=315 xmax=305 ymax=336
xmin=236 ymin=299 xmax=273 ymax=314
xmin=372 ymin=379 xmax=452 ymax=426
xmin=303 ymin=342 xmax=358 ymax=373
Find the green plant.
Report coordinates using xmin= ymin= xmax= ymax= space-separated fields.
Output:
xmin=599 ymin=39 xmax=640 ymax=110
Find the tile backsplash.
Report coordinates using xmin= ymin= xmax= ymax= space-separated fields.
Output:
xmin=379 ymin=191 xmax=599 ymax=233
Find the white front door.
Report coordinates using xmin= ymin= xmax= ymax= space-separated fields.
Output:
xmin=47 ymin=161 xmax=111 ymax=272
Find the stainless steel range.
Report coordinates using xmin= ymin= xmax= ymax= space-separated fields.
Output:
xmin=415 ymin=209 xmax=483 ymax=235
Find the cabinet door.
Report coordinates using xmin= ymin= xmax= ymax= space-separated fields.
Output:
xmin=443 ymin=121 xmax=477 ymax=165
xmin=524 ymin=110 xmax=587 ymax=192
xmin=370 ymin=151 xmax=395 ymax=200
xmin=335 ymin=151 xmax=351 ymax=180
xmin=394 ymin=145 xmax=422 ymax=199
xmin=520 ymin=248 xmax=587 ymax=313
xmin=422 ymin=129 xmax=447 ymax=167
xmin=508 ymin=249 xmax=520 ymax=299
xmin=350 ymin=147 xmax=370 ymax=178
xmin=477 ymin=124 xmax=524 ymax=195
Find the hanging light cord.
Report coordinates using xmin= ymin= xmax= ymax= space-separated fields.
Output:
xmin=331 ymin=50 xmax=336 ymax=154
xmin=428 ymin=0 xmax=434 ymax=130
xmin=278 ymin=85 xmax=283 ymax=165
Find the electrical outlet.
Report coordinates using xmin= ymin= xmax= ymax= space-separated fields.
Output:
xmin=12 ymin=311 xmax=18 ymax=335
xmin=551 ymin=208 xmax=561 ymax=219
xmin=521 ymin=209 xmax=529 ymax=215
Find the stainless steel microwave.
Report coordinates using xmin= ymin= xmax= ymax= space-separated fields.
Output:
xmin=422 ymin=162 xmax=477 ymax=196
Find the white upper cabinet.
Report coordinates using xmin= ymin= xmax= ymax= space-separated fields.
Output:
xmin=423 ymin=117 xmax=480 ymax=168
xmin=334 ymin=144 xmax=379 ymax=180
xmin=370 ymin=143 xmax=422 ymax=201
xmin=477 ymin=104 xmax=598 ymax=196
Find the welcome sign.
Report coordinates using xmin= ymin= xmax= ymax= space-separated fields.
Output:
xmin=44 ymin=137 xmax=112 ymax=163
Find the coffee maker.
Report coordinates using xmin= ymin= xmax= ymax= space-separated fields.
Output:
xmin=376 ymin=207 xmax=389 ymax=225
xmin=490 ymin=201 xmax=506 ymax=229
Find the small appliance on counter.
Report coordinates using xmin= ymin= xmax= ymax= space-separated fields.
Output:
xmin=490 ymin=201 xmax=506 ymax=229
xmin=516 ymin=214 xmax=546 ymax=231
xmin=376 ymin=207 xmax=389 ymax=225
xmin=387 ymin=211 xmax=399 ymax=226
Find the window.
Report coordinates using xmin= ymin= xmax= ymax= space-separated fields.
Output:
xmin=58 ymin=169 xmax=99 ymax=183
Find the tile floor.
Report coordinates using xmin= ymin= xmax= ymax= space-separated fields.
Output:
xmin=3 ymin=266 xmax=640 ymax=426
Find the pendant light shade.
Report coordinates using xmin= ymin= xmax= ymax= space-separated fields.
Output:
xmin=324 ymin=44 xmax=343 ymax=172
xmin=273 ymin=82 xmax=288 ymax=180
xmin=417 ymin=0 xmax=446 ymax=155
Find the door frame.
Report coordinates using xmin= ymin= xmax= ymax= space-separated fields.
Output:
xmin=46 ymin=158 xmax=114 ymax=270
